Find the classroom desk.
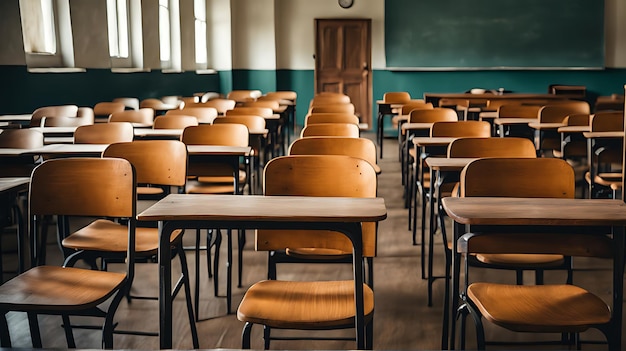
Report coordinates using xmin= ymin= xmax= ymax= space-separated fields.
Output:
xmin=527 ymin=122 xmax=566 ymax=154
xmin=424 ymin=157 xmax=477 ymax=308
xmin=0 ymin=114 xmax=32 ymax=127
xmin=558 ymin=125 xmax=590 ymax=158
xmin=400 ymin=123 xmax=433 ymax=207
xmin=0 ymin=177 xmax=30 ymax=275
xmin=493 ymin=118 xmax=537 ymax=138
xmin=423 ymin=92 xmax=576 ymax=107
xmin=411 ymin=137 xmax=457 ymax=278
xmin=376 ymin=101 xmax=404 ymax=158
xmin=137 ymin=194 xmax=387 ymax=349
xmin=584 ymin=131 xmax=624 ymax=198
xmin=441 ymin=197 xmax=626 ymax=350
xmin=24 ymin=143 xmax=108 ymax=157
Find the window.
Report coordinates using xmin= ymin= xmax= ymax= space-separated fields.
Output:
xmin=107 ymin=0 xmax=129 ymax=58
xmin=20 ymin=0 xmax=56 ymax=54
xmin=194 ymin=0 xmax=207 ymax=67
xmin=159 ymin=0 xmax=171 ymax=63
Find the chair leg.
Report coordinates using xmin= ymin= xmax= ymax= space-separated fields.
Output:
xmin=366 ymin=319 xmax=374 ymax=350
xmin=194 ymin=229 xmax=201 ymax=322
xmin=238 ymin=229 xmax=245 ymax=288
xmin=263 ymin=325 xmax=271 ymax=350
xmin=102 ymin=285 xmax=127 ymax=349
xmin=241 ymin=322 xmax=253 ymax=349
xmin=61 ymin=315 xmax=76 ymax=348
xmin=0 ymin=312 xmax=10 ymax=347
xmin=213 ymin=230 xmax=222 ymax=298
xmin=27 ymin=312 xmax=42 ymax=348
xmin=177 ymin=244 xmax=200 ymax=348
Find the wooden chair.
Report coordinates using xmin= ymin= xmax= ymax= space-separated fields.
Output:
xmin=140 ymin=98 xmax=181 ymax=111
xmin=310 ymin=94 xmax=351 ymax=106
xmin=196 ymin=92 xmax=221 ymax=103
xmin=535 ymin=101 xmax=590 ymax=156
xmin=73 ymin=122 xmax=134 ymax=144
xmin=241 ymin=99 xmax=280 ymax=111
xmin=453 ymin=158 xmax=619 ymax=350
xmin=196 ymin=98 xmax=236 ymax=115
xmin=227 ymin=90 xmax=262 ymax=104
xmin=300 ymin=123 xmax=359 ymax=138
xmin=93 ymin=101 xmax=126 ymax=122
xmin=0 ymin=158 xmax=134 ymax=348
xmin=226 ymin=106 xmax=274 ymax=118
xmin=237 ymin=154 xmax=377 ymax=349
xmin=181 ymin=124 xmax=250 ymax=318
xmin=309 ymin=103 xmax=355 ymax=115
xmin=594 ymin=94 xmax=624 ymax=112
xmin=109 ymin=108 xmax=154 ymax=127
xmin=495 ymin=103 xmax=542 ymax=139
xmin=42 ymin=115 xmax=92 ymax=127
xmin=554 ymin=113 xmax=591 ymax=160
xmin=30 ymin=105 xmax=79 ymax=127
xmin=153 ymin=115 xmax=199 ymax=129
xmin=288 ymin=136 xmax=380 ymax=174
xmin=113 ymin=97 xmax=140 ymax=110
xmin=166 ymin=106 xmax=218 ymax=124
xmin=59 ymin=143 xmax=197 ymax=346
xmin=305 ymin=113 xmax=359 ymax=126
xmin=584 ymin=111 xmax=624 ymax=198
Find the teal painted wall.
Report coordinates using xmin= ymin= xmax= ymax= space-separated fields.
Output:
xmin=1 ymin=65 xmax=625 ymax=132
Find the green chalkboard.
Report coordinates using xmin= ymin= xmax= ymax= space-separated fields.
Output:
xmin=384 ymin=0 xmax=605 ymax=69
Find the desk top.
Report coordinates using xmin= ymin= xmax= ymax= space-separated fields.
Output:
xmin=401 ymin=122 xmax=434 ymax=135
xmin=528 ymin=122 xmax=566 ymax=130
xmin=558 ymin=125 xmax=590 ymax=133
xmin=425 ymin=157 xmax=478 ymax=171
xmin=583 ymin=131 xmax=624 ymax=139
xmin=25 ymin=143 xmax=108 ymax=156
xmin=493 ymin=118 xmax=538 ymax=126
xmin=0 ymin=177 xmax=29 ymax=193
xmin=0 ymin=114 xmax=32 ymax=122
xmin=137 ymin=194 xmax=387 ymax=223
xmin=442 ymin=197 xmax=626 ymax=226
xmin=30 ymin=126 xmax=77 ymax=134
xmin=412 ymin=137 xmax=457 ymax=147
xmin=186 ymin=145 xmax=251 ymax=156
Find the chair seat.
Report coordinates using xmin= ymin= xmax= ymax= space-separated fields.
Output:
xmin=237 ymin=280 xmax=374 ymax=329
xmin=137 ymin=186 xmax=164 ymax=196
xmin=186 ymin=182 xmax=237 ymax=194
xmin=0 ymin=266 xmax=125 ymax=311
xmin=475 ymin=253 xmax=564 ymax=266
xmin=468 ymin=282 xmax=610 ymax=333
xmin=585 ymin=172 xmax=622 ymax=187
xmin=62 ymin=219 xmax=183 ymax=255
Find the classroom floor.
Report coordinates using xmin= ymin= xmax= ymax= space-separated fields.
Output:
xmin=0 ymin=132 xmax=621 ymax=350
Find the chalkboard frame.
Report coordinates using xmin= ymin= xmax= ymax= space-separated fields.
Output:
xmin=384 ymin=0 xmax=605 ymax=70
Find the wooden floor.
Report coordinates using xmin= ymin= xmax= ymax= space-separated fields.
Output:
xmin=0 ymin=132 xmax=622 ymax=349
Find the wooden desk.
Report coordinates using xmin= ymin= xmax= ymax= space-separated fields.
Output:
xmin=24 ymin=144 xmax=108 ymax=157
xmin=441 ymin=197 xmax=626 ymax=350
xmin=528 ymin=122 xmax=566 ymax=154
xmin=400 ymin=123 xmax=434 ymax=205
xmin=493 ymin=118 xmax=537 ymax=138
xmin=0 ymin=114 xmax=31 ymax=127
xmin=424 ymin=157 xmax=476 ymax=307
xmin=584 ymin=131 xmax=624 ymax=198
xmin=0 ymin=177 xmax=29 ymax=275
xmin=137 ymin=194 xmax=387 ymax=349
xmin=423 ymin=92 xmax=575 ymax=107
xmin=376 ymin=101 xmax=404 ymax=158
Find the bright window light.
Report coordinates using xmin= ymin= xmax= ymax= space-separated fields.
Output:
xmin=159 ymin=0 xmax=171 ymax=62
xmin=107 ymin=0 xmax=129 ymax=58
xmin=20 ymin=0 xmax=57 ymax=54
xmin=194 ymin=0 xmax=207 ymax=65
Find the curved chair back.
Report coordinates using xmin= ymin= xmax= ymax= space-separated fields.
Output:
xmin=0 ymin=129 xmax=44 ymax=177
xmin=590 ymin=111 xmax=624 ymax=132
xmin=242 ymin=100 xmax=280 ymax=111
xmin=94 ymin=102 xmax=126 ymax=118
xmin=309 ymin=103 xmax=355 ymax=114
xmin=181 ymin=124 xmax=249 ymax=146
xmin=300 ymin=123 xmax=360 ymax=138
xmin=305 ymin=113 xmax=359 ymax=126
xmin=113 ymin=97 xmax=140 ymax=110
xmin=167 ymin=107 xmax=218 ymax=124
xmin=265 ymin=91 xmax=297 ymax=102
xmin=383 ymin=91 xmax=411 ymax=104
xmin=310 ymin=94 xmax=351 ymax=105
xmin=538 ymin=102 xmax=590 ymax=123
xmin=196 ymin=98 xmax=236 ymax=114
xmin=213 ymin=115 xmax=266 ymax=131
xmin=430 ymin=121 xmax=491 ymax=137
xmin=227 ymin=90 xmax=262 ymax=103
xmin=30 ymin=105 xmax=79 ymax=127
xmin=498 ymin=104 xmax=542 ymax=118
xmin=226 ymin=107 xmax=273 ymax=118
xmin=448 ymin=137 xmax=536 ymax=158
xmin=74 ymin=122 xmax=135 ymax=144
xmin=153 ymin=115 xmax=199 ymax=129
xmin=288 ymin=136 xmax=379 ymax=174
xmin=400 ymin=101 xmax=433 ymax=115
xmin=109 ymin=108 xmax=154 ymax=126
xmin=461 ymin=158 xmax=575 ymax=198
xmin=408 ymin=107 xmax=457 ymax=123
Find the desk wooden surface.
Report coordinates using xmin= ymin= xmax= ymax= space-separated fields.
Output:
xmin=528 ymin=122 xmax=566 ymax=130
xmin=25 ymin=143 xmax=108 ymax=156
xmin=583 ymin=131 xmax=624 ymax=139
xmin=558 ymin=125 xmax=590 ymax=133
xmin=493 ymin=118 xmax=538 ymax=126
xmin=138 ymin=194 xmax=387 ymax=222
xmin=0 ymin=177 xmax=29 ymax=193
xmin=412 ymin=137 xmax=457 ymax=147
xmin=442 ymin=197 xmax=626 ymax=226
xmin=401 ymin=122 xmax=433 ymax=135
xmin=425 ymin=157 xmax=477 ymax=171
xmin=0 ymin=114 xmax=32 ymax=122
xmin=186 ymin=145 xmax=251 ymax=156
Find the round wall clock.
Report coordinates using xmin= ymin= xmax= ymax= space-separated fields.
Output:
xmin=338 ymin=0 xmax=354 ymax=9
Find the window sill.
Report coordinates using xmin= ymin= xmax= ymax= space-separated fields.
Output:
xmin=196 ymin=69 xmax=217 ymax=74
xmin=27 ymin=67 xmax=86 ymax=73
xmin=111 ymin=68 xmax=151 ymax=73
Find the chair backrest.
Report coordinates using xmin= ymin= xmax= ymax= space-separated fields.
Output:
xmin=0 ymin=129 xmax=44 ymax=149
xmin=74 ymin=122 xmax=135 ymax=144
xmin=498 ymin=104 xmax=542 ymax=118
xmin=564 ymin=113 xmax=591 ymax=126
xmin=408 ymin=107 xmax=458 ymax=123
xmin=305 ymin=113 xmax=359 ymax=126
xmin=310 ymin=94 xmax=351 ymax=105
xmin=400 ymin=101 xmax=434 ymax=115
xmin=227 ymin=90 xmax=262 ymax=102
xmin=196 ymin=98 xmax=237 ymax=114
xmin=30 ymin=105 xmax=79 ymax=127
xmin=300 ymin=123 xmax=360 ymax=138
xmin=383 ymin=91 xmax=411 ymax=104
xmin=43 ymin=115 xmax=92 ymax=127
xmin=430 ymin=121 xmax=491 ymax=137
xmin=103 ymin=140 xmax=187 ymax=187
xmin=30 ymin=157 xmax=136 ymax=271
xmin=590 ymin=111 xmax=624 ymax=132
xmin=226 ymin=107 xmax=273 ymax=118
xmin=447 ymin=137 xmax=536 ymax=158
xmin=113 ymin=97 xmax=140 ymax=110
xmin=197 ymin=92 xmax=221 ymax=103
xmin=242 ymin=100 xmax=280 ymax=111
xmin=309 ymin=103 xmax=355 ymax=114
xmin=288 ymin=136 xmax=378 ymax=172
xmin=258 ymin=155 xmax=377 ymax=257
xmin=140 ymin=98 xmax=179 ymax=110
xmin=181 ymin=124 xmax=249 ymax=146
xmin=460 ymin=158 xmax=575 ymax=198
xmin=153 ymin=115 xmax=199 ymax=129
xmin=538 ymin=102 xmax=590 ymax=123
xmin=213 ymin=115 xmax=266 ymax=131
xmin=109 ymin=108 xmax=154 ymax=126
xmin=166 ymin=107 xmax=218 ymax=124
xmin=93 ymin=102 xmax=126 ymax=117
xmin=265 ymin=91 xmax=297 ymax=102
xmin=438 ymin=98 xmax=470 ymax=108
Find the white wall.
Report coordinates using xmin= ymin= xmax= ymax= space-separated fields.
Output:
xmin=605 ymin=0 xmax=626 ymax=68
xmin=274 ymin=0 xmax=385 ymax=70
xmin=230 ymin=0 xmax=276 ymax=69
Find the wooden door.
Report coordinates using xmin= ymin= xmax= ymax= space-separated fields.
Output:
xmin=315 ymin=19 xmax=372 ymax=129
